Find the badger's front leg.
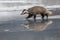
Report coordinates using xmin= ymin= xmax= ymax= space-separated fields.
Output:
xmin=26 ymin=13 xmax=33 ymax=19
xmin=33 ymin=14 xmax=36 ymax=21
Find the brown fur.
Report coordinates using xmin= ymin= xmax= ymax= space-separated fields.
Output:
xmin=21 ymin=6 xmax=52 ymax=20
xmin=27 ymin=6 xmax=47 ymax=14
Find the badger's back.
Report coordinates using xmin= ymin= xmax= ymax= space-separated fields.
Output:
xmin=27 ymin=6 xmax=47 ymax=14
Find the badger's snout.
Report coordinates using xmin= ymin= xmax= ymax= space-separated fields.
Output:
xmin=20 ymin=12 xmax=26 ymax=15
xmin=20 ymin=12 xmax=25 ymax=15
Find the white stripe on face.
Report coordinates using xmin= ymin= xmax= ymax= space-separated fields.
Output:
xmin=23 ymin=11 xmax=29 ymax=14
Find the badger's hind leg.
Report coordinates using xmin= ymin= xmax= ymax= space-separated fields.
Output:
xmin=41 ymin=14 xmax=44 ymax=20
xmin=45 ymin=14 xmax=48 ymax=20
xmin=26 ymin=13 xmax=33 ymax=19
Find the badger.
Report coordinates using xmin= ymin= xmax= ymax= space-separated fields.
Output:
xmin=21 ymin=6 xmax=52 ymax=20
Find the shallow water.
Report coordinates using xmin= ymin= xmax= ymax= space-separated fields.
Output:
xmin=0 ymin=19 xmax=60 ymax=40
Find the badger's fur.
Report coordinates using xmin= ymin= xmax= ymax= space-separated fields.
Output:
xmin=21 ymin=6 xmax=52 ymax=20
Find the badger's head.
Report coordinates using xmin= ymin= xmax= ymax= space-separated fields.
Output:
xmin=21 ymin=9 xmax=29 ymax=15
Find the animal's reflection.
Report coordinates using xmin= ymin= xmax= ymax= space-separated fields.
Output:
xmin=23 ymin=20 xmax=53 ymax=31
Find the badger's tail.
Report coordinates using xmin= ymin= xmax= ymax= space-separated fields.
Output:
xmin=45 ymin=10 xmax=52 ymax=15
xmin=48 ymin=11 xmax=52 ymax=15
